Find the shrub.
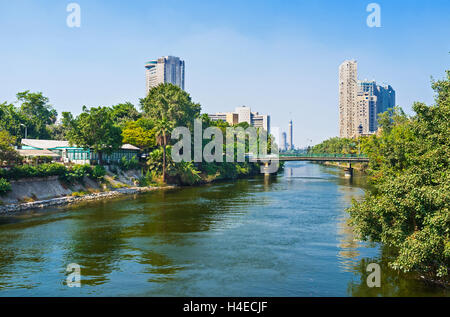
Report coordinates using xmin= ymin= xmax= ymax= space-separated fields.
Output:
xmin=32 ymin=156 xmax=53 ymax=164
xmin=0 ymin=163 xmax=67 ymax=180
xmin=71 ymin=191 xmax=88 ymax=197
xmin=118 ymin=155 xmax=139 ymax=171
xmin=139 ymin=170 xmax=157 ymax=186
xmin=61 ymin=164 xmax=92 ymax=183
xmin=92 ymin=165 xmax=106 ymax=179
xmin=170 ymin=161 xmax=201 ymax=185
xmin=0 ymin=178 xmax=11 ymax=196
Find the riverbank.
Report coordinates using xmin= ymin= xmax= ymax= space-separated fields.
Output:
xmin=0 ymin=185 xmax=176 ymax=215
xmin=320 ymin=161 xmax=368 ymax=172
xmin=0 ymin=163 xmax=273 ymax=215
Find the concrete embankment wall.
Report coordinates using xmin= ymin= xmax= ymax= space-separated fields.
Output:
xmin=0 ymin=176 xmax=98 ymax=205
xmin=0 ymin=169 xmax=150 ymax=214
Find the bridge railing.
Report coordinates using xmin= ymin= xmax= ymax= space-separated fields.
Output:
xmin=278 ymin=153 xmax=369 ymax=158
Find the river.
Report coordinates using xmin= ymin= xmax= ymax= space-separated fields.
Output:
xmin=0 ymin=162 xmax=446 ymax=296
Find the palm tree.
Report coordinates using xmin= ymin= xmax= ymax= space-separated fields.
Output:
xmin=154 ymin=118 xmax=174 ymax=182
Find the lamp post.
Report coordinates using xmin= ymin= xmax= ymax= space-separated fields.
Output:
xmin=20 ymin=124 xmax=27 ymax=139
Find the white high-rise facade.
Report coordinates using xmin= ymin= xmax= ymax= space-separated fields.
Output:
xmin=145 ymin=56 xmax=185 ymax=94
xmin=339 ymin=60 xmax=358 ymax=138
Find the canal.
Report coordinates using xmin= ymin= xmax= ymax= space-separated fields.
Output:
xmin=0 ymin=162 xmax=446 ymax=296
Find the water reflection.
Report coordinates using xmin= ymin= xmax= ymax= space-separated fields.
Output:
xmin=0 ymin=162 xmax=446 ymax=296
xmin=347 ymin=247 xmax=449 ymax=297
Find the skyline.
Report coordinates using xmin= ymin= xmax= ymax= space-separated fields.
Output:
xmin=1 ymin=0 xmax=449 ymax=147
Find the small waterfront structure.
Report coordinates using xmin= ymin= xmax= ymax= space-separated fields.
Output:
xmin=20 ymin=139 xmax=140 ymax=164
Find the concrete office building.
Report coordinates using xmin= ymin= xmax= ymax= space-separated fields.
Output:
xmin=145 ymin=56 xmax=185 ymax=94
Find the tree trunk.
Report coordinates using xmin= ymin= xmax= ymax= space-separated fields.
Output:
xmin=98 ymin=151 xmax=103 ymax=166
xmin=162 ymin=131 xmax=166 ymax=183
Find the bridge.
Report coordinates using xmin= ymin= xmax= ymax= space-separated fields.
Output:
xmin=250 ymin=153 xmax=369 ymax=177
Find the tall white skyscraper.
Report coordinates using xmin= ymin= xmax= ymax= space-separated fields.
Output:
xmin=339 ymin=60 xmax=358 ymax=138
xmin=145 ymin=56 xmax=185 ymax=94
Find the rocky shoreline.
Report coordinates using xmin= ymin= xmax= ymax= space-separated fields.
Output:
xmin=0 ymin=185 xmax=175 ymax=215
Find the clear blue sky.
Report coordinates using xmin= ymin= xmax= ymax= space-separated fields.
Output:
xmin=0 ymin=0 xmax=449 ymax=147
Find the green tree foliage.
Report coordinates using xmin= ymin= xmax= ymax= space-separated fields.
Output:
xmin=110 ymin=102 xmax=141 ymax=126
xmin=140 ymin=83 xmax=201 ymax=129
xmin=46 ymin=123 xmax=67 ymax=141
xmin=118 ymin=155 xmax=139 ymax=171
xmin=64 ymin=106 xmax=122 ymax=165
xmin=169 ymin=161 xmax=201 ymax=185
xmin=311 ymin=137 xmax=360 ymax=155
xmin=122 ymin=118 xmax=156 ymax=151
xmin=16 ymin=91 xmax=57 ymax=139
xmin=348 ymin=71 xmax=450 ymax=282
xmin=154 ymin=118 xmax=175 ymax=182
xmin=0 ymin=102 xmax=24 ymax=139
xmin=0 ymin=178 xmax=11 ymax=195
xmin=0 ymin=130 xmax=21 ymax=165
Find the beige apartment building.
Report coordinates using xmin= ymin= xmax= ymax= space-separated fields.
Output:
xmin=339 ymin=60 xmax=358 ymax=138
xmin=355 ymin=92 xmax=377 ymax=135
xmin=207 ymin=112 xmax=239 ymax=125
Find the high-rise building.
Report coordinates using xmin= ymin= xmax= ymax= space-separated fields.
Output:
xmin=288 ymin=120 xmax=293 ymax=150
xmin=357 ymin=80 xmax=378 ymax=134
xmin=355 ymin=90 xmax=377 ymax=135
xmin=339 ymin=60 xmax=358 ymax=138
xmin=376 ymin=84 xmax=396 ymax=114
xmin=339 ymin=61 xmax=395 ymax=138
xmin=145 ymin=56 xmax=185 ymax=94
xmin=281 ymin=132 xmax=287 ymax=151
xmin=235 ymin=106 xmax=252 ymax=124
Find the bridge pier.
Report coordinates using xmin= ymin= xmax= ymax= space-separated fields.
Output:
xmin=264 ymin=161 xmax=270 ymax=177
xmin=344 ymin=162 xmax=353 ymax=178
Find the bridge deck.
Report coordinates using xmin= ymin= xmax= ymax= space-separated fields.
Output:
xmin=252 ymin=156 xmax=369 ymax=163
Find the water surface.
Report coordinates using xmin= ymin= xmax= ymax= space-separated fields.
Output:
xmin=0 ymin=162 xmax=446 ymax=296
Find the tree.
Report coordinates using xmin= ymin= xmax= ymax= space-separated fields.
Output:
xmin=47 ymin=124 xmax=67 ymax=141
xmin=348 ymin=71 xmax=450 ymax=282
xmin=0 ymin=102 xmax=24 ymax=140
xmin=0 ymin=130 xmax=21 ymax=165
xmin=154 ymin=118 xmax=174 ymax=182
xmin=122 ymin=118 xmax=156 ymax=151
xmin=311 ymin=137 xmax=359 ymax=155
xmin=140 ymin=83 xmax=201 ymax=129
xmin=16 ymin=91 xmax=57 ymax=139
xmin=110 ymin=102 xmax=141 ymax=126
xmin=65 ymin=106 xmax=122 ymax=165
